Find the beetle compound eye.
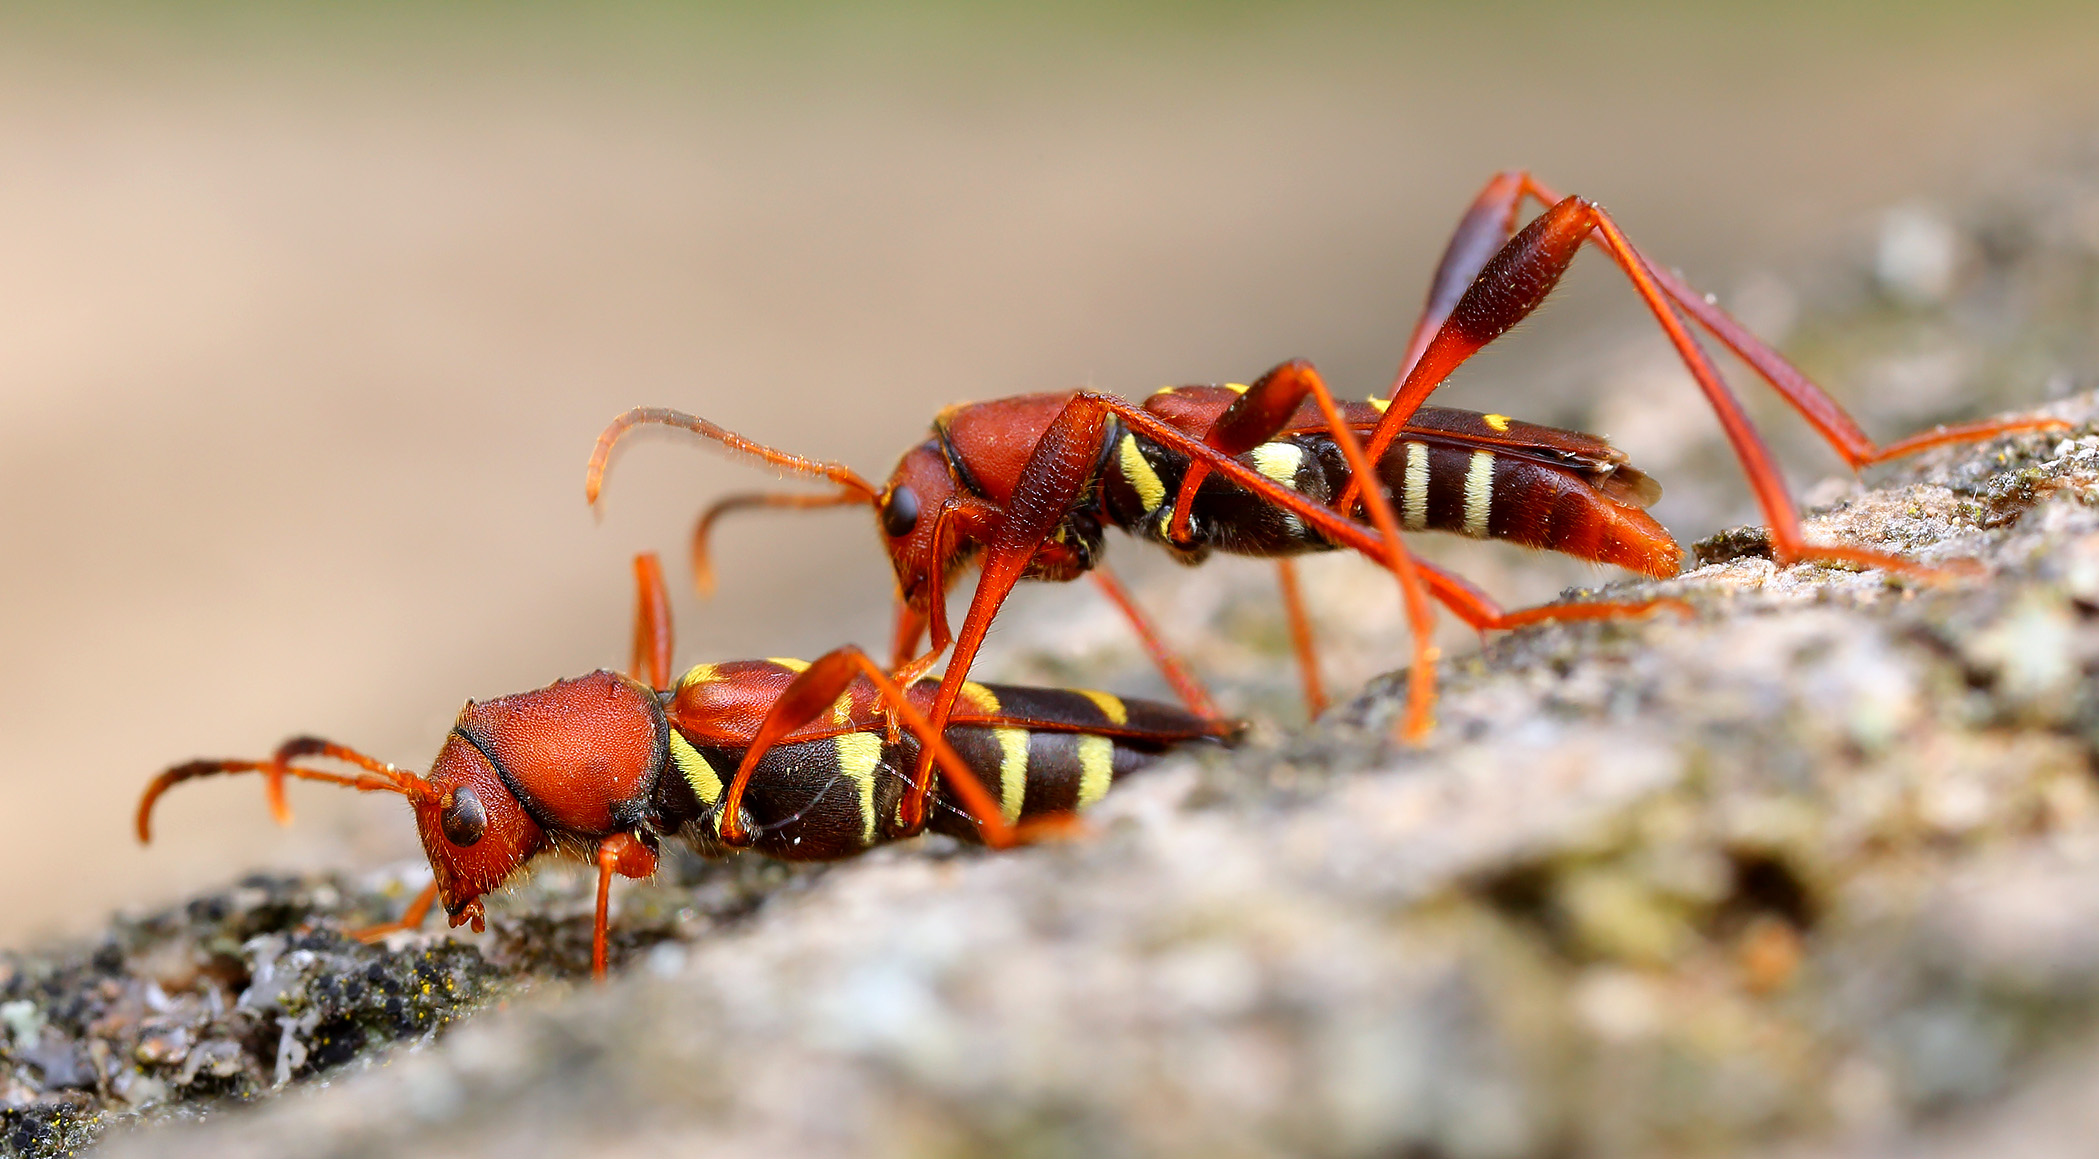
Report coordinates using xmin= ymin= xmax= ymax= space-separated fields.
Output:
xmin=880 ymin=485 xmax=920 ymax=539
xmin=441 ymin=786 xmax=488 ymax=847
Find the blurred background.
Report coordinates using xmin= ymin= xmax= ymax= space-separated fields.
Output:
xmin=4 ymin=0 xmax=2099 ymax=946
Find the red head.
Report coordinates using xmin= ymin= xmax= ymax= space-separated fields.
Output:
xmin=138 ymin=670 xmax=668 ymax=935
xmin=874 ymin=393 xmax=1095 ymax=607
xmin=585 ymin=397 xmax=1087 ymax=622
xmin=409 ymin=731 xmax=547 ymax=932
xmin=874 ymin=437 xmax=970 ymax=610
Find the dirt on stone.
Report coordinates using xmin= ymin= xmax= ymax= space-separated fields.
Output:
xmin=0 ymin=875 xmax=497 ymax=1155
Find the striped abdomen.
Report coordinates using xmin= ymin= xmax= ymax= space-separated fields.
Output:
xmin=654 ymin=679 xmax=1232 ymax=861
xmin=1368 ymin=418 xmax=1680 ymax=578
xmin=1103 ymin=386 xmax=1680 ymax=578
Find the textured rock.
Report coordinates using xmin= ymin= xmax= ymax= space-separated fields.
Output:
xmin=0 ymin=875 xmax=499 ymax=1155
xmin=53 ymin=402 xmax=2099 ymax=1159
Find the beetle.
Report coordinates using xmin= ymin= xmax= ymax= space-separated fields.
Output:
xmin=588 ymin=171 xmax=2065 ymax=830
xmin=138 ymin=554 xmax=1236 ymax=979
xmin=590 ymin=376 xmax=1687 ymax=720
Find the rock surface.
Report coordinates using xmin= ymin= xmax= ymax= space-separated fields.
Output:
xmin=8 ymin=150 xmax=2099 ymax=1158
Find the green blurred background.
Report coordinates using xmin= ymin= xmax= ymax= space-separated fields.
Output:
xmin=3 ymin=1 xmax=2097 ymax=943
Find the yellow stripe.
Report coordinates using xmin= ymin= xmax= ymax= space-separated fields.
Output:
xmin=766 ymin=657 xmax=811 ymax=673
xmin=1250 ymin=442 xmax=1304 ymax=487
xmin=1462 ymin=449 xmax=1495 ymax=538
xmin=1075 ymin=735 xmax=1115 ymax=808
xmin=961 ymin=681 xmax=1001 ymax=715
xmin=667 ymin=731 xmax=722 ymax=805
xmin=1483 ymin=413 xmax=1511 ymax=432
xmin=1079 ymin=689 xmax=1128 ymax=726
xmin=676 ymin=662 xmax=722 ymax=690
xmin=1368 ymin=396 xmax=1390 ymax=413
xmin=1118 ymin=434 xmax=1166 ymax=515
xmin=1223 ymin=382 xmax=1249 ymax=394
xmin=834 ymin=732 xmax=882 ymax=847
xmin=992 ymin=727 xmax=1029 ymax=824
xmin=1402 ymin=442 xmax=1430 ymax=531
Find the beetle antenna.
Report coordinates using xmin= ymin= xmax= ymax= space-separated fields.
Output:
xmin=587 ymin=407 xmax=880 ymax=509
xmin=137 ymin=736 xmax=438 ymax=843
xmin=689 ymin=488 xmax=871 ymax=594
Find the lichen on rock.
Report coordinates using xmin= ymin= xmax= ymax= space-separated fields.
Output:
xmin=0 ymin=874 xmax=499 ymax=1157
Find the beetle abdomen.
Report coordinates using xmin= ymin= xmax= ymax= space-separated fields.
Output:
xmin=1370 ymin=435 xmax=1681 ymax=578
xmin=662 ymin=684 xmax=1230 ymax=859
xmin=1102 ymin=390 xmax=1680 ymax=578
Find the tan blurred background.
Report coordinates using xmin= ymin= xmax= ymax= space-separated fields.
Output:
xmin=4 ymin=1 xmax=2098 ymax=946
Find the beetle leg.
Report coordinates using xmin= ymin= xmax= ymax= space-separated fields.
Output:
xmin=1345 ymin=174 xmax=2065 ymax=575
xmin=1273 ymin=558 xmax=1327 ymax=718
xmin=591 ymin=832 xmax=658 ymax=982
xmin=719 ymin=645 xmax=1021 ymax=849
xmin=629 ymin=552 xmax=674 ymax=692
xmin=1087 ymin=565 xmax=1223 ymax=721
xmin=349 ymin=881 xmax=441 ymax=945
xmin=1161 ymin=360 xmax=1440 ymax=735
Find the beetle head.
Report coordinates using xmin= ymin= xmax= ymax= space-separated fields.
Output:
xmin=411 ymin=729 xmax=549 ymax=932
xmin=878 ymin=438 xmax=971 ymax=611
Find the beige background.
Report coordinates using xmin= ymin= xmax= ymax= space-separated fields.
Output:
xmin=4 ymin=2 xmax=2097 ymax=945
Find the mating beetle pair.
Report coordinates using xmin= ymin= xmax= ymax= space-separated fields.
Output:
xmin=147 ymin=171 xmax=2062 ymax=977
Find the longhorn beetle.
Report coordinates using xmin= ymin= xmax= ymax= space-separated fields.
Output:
xmin=138 ymin=554 xmax=1235 ymax=979
xmin=590 ymin=382 xmax=1687 ymax=729
xmin=589 ymin=171 xmax=2065 ymax=825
